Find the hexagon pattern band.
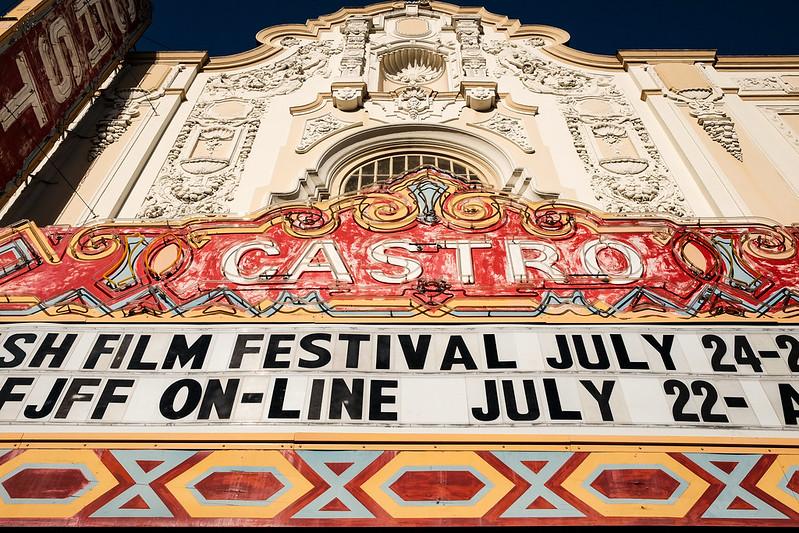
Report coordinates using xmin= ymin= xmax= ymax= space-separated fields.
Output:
xmin=0 ymin=445 xmax=798 ymax=526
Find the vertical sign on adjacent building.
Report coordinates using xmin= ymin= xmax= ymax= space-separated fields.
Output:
xmin=0 ymin=0 xmax=150 ymax=198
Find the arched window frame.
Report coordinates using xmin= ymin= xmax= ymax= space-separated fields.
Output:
xmin=340 ymin=152 xmax=484 ymax=194
xmin=268 ymin=124 xmax=530 ymax=205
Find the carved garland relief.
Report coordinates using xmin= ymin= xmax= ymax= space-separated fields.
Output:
xmin=666 ymin=86 xmax=743 ymax=161
xmin=296 ymin=113 xmax=361 ymax=153
xmin=89 ymin=66 xmax=184 ymax=161
xmin=482 ymin=38 xmax=691 ymax=216
xmin=137 ymin=40 xmax=342 ymax=219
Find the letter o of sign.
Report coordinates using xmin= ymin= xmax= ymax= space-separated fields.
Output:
xmin=581 ymin=239 xmax=644 ymax=284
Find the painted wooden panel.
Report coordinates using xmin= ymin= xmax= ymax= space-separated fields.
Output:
xmin=0 ymin=444 xmax=797 ymax=526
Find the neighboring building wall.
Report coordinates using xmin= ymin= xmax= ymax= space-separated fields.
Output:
xmin=0 ymin=0 xmax=150 ymax=212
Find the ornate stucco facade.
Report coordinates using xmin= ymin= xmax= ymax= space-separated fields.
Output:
xmin=6 ymin=1 xmax=799 ymax=225
xmin=2 ymin=1 xmax=799 ymax=527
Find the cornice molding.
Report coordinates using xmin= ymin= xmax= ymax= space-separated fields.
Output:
xmin=172 ymin=1 xmax=799 ymax=74
xmin=618 ymin=49 xmax=718 ymax=69
xmin=0 ymin=0 xmax=51 ymax=43
xmin=543 ymin=44 xmax=622 ymax=71
xmin=127 ymin=51 xmax=209 ymax=65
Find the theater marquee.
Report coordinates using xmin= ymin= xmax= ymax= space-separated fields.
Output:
xmin=1 ymin=323 xmax=798 ymax=435
xmin=2 ymin=169 xmax=799 ymax=526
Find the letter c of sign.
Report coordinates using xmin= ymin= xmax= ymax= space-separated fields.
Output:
xmin=221 ymin=241 xmax=280 ymax=284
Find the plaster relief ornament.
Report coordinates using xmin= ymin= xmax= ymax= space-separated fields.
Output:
xmin=339 ymin=17 xmax=371 ymax=77
xmin=381 ymin=47 xmax=445 ymax=85
xmin=206 ymin=40 xmax=342 ymax=96
xmin=482 ymin=38 xmax=690 ymax=216
xmin=454 ymin=17 xmax=487 ymax=78
xmin=393 ymin=85 xmax=435 ymax=119
xmin=464 ymin=85 xmax=496 ymax=111
xmin=367 ymin=85 xmax=461 ymax=122
xmin=137 ymin=40 xmax=342 ymax=219
xmin=737 ymin=75 xmax=799 ymax=93
xmin=88 ymin=64 xmax=185 ymax=160
xmin=486 ymin=39 xmax=604 ymax=96
xmin=669 ymin=87 xmax=743 ymax=161
xmin=761 ymin=106 xmax=799 ymax=153
xmin=331 ymin=86 xmax=364 ymax=111
xmin=296 ymin=113 xmax=360 ymax=153
xmin=279 ymin=36 xmax=300 ymax=47
xmin=471 ymin=113 xmax=534 ymax=153
xmin=90 ymin=88 xmax=158 ymax=161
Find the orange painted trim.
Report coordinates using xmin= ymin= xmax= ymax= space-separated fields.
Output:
xmin=3 ymin=432 xmax=799 ymax=451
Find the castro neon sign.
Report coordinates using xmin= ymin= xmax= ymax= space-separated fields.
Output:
xmin=221 ymin=238 xmax=644 ymax=286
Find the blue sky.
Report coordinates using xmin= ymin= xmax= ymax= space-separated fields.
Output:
xmin=135 ymin=0 xmax=799 ymax=57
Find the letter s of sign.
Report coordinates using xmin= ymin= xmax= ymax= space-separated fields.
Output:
xmin=580 ymin=239 xmax=644 ymax=284
xmin=221 ymin=240 xmax=280 ymax=284
xmin=368 ymin=240 xmax=423 ymax=284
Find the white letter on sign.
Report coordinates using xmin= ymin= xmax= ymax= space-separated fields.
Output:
xmin=221 ymin=241 xmax=280 ymax=284
xmin=441 ymin=240 xmax=491 ymax=284
xmin=0 ymin=55 xmax=47 ymax=131
xmin=38 ymin=16 xmax=82 ymax=103
xmin=368 ymin=240 xmax=423 ymax=284
xmin=505 ymin=240 xmax=566 ymax=283
xmin=581 ymin=239 xmax=644 ymax=284
xmin=76 ymin=0 xmax=112 ymax=67
xmin=287 ymin=241 xmax=353 ymax=283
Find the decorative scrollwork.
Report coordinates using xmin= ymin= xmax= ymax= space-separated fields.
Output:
xmin=143 ymin=235 xmax=190 ymax=281
xmin=520 ymin=206 xmax=575 ymax=238
xmin=441 ymin=192 xmax=502 ymax=231
xmin=673 ymin=233 xmax=721 ymax=281
xmin=69 ymin=228 xmax=122 ymax=261
xmin=741 ymin=227 xmax=796 ymax=260
xmin=353 ymin=194 xmax=418 ymax=232
xmin=280 ymin=206 xmax=337 ymax=238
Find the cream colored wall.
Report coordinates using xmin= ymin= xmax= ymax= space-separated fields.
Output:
xmin=4 ymin=2 xmax=799 ymax=227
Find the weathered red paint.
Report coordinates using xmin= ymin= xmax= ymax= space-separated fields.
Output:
xmin=390 ymin=470 xmax=485 ymax=501
xmin=590 ymin=469 xmax=680 ymax=500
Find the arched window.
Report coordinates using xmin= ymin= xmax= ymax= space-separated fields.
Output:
xmin=341 ymin=152 xmax=484 ymax=193
xmin=267 ymin=124 xmax=524 ymax=205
